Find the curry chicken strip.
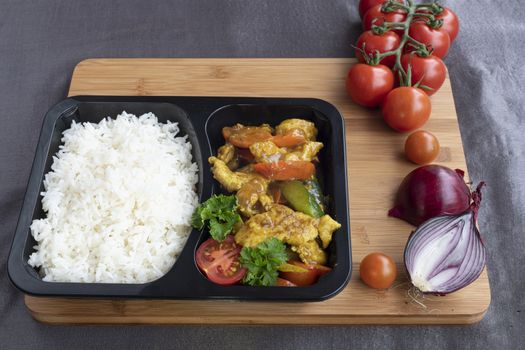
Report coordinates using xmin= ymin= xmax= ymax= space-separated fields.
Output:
xmin=249 ymin=140 xmax=286 ymax=163
xmin=250 ymin=140 xmax=323 ymax=163
xmin=275 ymin=118 xmax=318 ymax=141
xmin=208 ymin=156 xmax=259 ymax=192
xmin=284 ymin=141 xmax=323 ymax=162
xmin=217 ymin=143 xmax=235 ymax=164
xmin=317 ymin=214 xmax=341 ymax=249
xmin=234 ymin=204 xmax=327 ymax=265
xmin=217 ymin=143 xmax=239 ymax=170
xmin=291 ymin=240 xmax=327 ymax=266
xmin=236 ymin=177 xmax=273 ymax=217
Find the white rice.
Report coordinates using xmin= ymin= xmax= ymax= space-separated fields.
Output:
xmin=28 ymin=111 xmax=199 ymax=283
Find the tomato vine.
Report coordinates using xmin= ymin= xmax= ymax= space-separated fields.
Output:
xmin=358 ymin=0 xmax=447 ymax=88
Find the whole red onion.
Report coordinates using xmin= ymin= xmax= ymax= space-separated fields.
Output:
xmin=388 ymin=165 xmax=472 ymax=226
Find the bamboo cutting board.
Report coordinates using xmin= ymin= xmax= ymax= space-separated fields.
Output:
xmin=25 ymin=58 xmax=491 ymax=325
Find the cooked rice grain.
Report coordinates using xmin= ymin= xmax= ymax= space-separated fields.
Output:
xmin=28 ymin=111 xmax=199 ymax=283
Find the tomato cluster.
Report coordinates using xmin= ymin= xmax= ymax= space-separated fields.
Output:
xmin=353 ymin=0 xmax=459 ymax=289
xmin=347 ymin=0 xmax=459 ymax=134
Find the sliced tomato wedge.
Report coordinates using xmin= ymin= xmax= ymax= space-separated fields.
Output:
xmin=269 ymin=184 xmax=283 ymax=204
xmin=279 ymin=260 xmax=332 ymax=286
xmin=236 ymin=148 xmax=255 ymax=162
xmin=312 ymin=264 xmax=332 ymax=276
xmin=253 ymin=161 xmax=315 ymax=181
xmin=225 ymin=128 xmax=273 ymax=148
xmin=271 ymin=132 xmax=306 ymax=148
xmin=276 ymin=278 xmax=297 ymax=287
xmin=195 ymin=236 xmax=246 ymax=285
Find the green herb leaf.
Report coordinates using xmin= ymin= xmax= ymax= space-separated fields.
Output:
xmin=191 ymin=194 xmax=241 ymax=241
xmin=239 ymin=238 xmax=288 ymax=286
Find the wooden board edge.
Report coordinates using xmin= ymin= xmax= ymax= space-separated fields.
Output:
xmin=24 ymin=295 xmax=490 ymax=326
xmin=27 ymin=309 xmax=488 ymax=326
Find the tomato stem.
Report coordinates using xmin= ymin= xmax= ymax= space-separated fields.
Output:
xmin=412 ymin=12 xmax=435 ymax=20
xmin=369 ymin=0 xmax=443 ymax=87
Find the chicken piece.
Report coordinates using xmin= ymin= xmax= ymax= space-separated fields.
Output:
xmin=223 ymin=123 xmax=273 ymax=140
xmin=249 ymin=140 xmax=286 ymax=163
xmin=217 ymin=143 xmax=235 ymax=164
xmin=235 ymin=204 xmax=326 ymax=264
xmin=217 ymin=143 xmax=239 ymax=170
xmin=284 ymin=141 xmax=324 ymax=162
xmin=235 ymin=204 xmax=318 ymax=247
xmin=275 ymin=119 xmax=318 ymax=141
xmin=291 ymin=240 xmax=327 ymax=265
xmin=208 ymin=156 xmax=258 ymax=192
xmin=223 ymin=124 xmax=274 ymax=148
xmin=236 ymin=177 xmax=273 ymax=217
xmin=250 ymin=140 xmax=323 ymax=163
xmin=317 ymin=214 xmax=341 ymax=248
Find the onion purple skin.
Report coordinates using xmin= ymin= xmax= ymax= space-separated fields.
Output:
xmin=404 ymin=185 xmax=486 ymax=296
xmin=389 ymin=165 xmax=472 ymax=226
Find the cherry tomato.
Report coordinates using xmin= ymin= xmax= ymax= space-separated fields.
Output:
xmin=381 ymin=87 xmax=431 ymax=132
xmin=408 ymin=22 xmax=450 ymax=58
xmin=436 ymin=8 xmax=459 ymax=42
xmin=355 ymin=30 xmax=401 ymax=68
xmin=363 ymin=4 xmax=407 ymax=36
xmin=359 ymin=0 xmax=383 ymax=18
xmin=359 ymin=252 xmax=397 ymax=289
xmin=276 ymin=278 xmax=297 ymax=287
xmin=404 ymin=130 xmax=440 ymax=165
xmin=195 ymin=236 xmax=247 ymax=285
xmin=358 ymin=0 xmax=389 ymax=18
xmin=359 ymin=0 xmax=404 ymax=18
xmin=279 ymin=261 xmax=332 ymax=286
xmin=346 ymin=63 xmax=394 ymax=108
xmin=253 ymin=161 xmax=315 ymax=181
xmin=401 ymin=53 xmax=446 ymax=96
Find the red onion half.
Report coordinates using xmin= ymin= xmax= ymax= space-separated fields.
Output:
xmin=404 ymin=183 xmax=486 ymax=295
xmin=389 ymin=165 xmax=472 ymax=226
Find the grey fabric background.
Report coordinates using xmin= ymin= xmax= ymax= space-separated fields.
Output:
xmin=1 ymin=0 xmax=523 ymax=349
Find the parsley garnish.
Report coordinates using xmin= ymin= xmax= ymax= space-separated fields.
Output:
xmin=239 ymin=238 xmax=288 ymax=286
xmin=191 ymin=194 xmax=241 ymax=241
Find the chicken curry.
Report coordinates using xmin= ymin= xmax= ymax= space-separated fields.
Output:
xmin=208 ymin=118 xmax=341 ymax=266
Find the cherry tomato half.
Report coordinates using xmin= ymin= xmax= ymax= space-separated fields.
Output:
xmin=359 ymin=252 xmax=397 ymax=289
xmin=405 ymin=130 xmax=440 ymax=165
xmin=401 ymin=53 xmax=446 ymax=96
xmin=356 ymin=30 xmax=401 ymax=68
xmin=279 ymin=261 xmax=332 ymax=287
xmin=196 ymin=236 xmax=247 ymax=285
xmin=363 ymin=4 xmax=407 ymax=36
xmin=346 ymin=63 xmax=394 ymax=108
xmin=381 ymin=87 xmax=431 ymax=132
xmin=408 ymin=22 xmax=450 ymax=59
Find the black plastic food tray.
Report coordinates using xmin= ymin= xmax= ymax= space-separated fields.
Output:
xmin=8 ymin=96 xmax=351 ymax=301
